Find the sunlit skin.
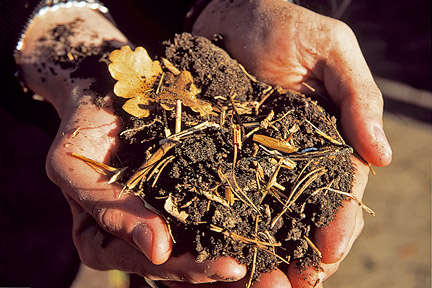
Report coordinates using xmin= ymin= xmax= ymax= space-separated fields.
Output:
xmin=15 ymin=1 xmax=391 ymax=287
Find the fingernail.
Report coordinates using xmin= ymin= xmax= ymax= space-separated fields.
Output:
xmin=373 ymin=124 xmax=392 ymax=165
xmin=132 ymin=224 xmax=153 ymax=262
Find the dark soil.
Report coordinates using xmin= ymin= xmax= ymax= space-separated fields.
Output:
xmin=113 ymin=33 xmax=354 ymax=281
xmin=34 ymin=19 xmax=117 ymax=105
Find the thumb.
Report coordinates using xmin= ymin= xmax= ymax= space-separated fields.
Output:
xmin=46 ymin=95 xmax=172 ymax=264
xmin=320 ymin=22 xmax=392 ymax=167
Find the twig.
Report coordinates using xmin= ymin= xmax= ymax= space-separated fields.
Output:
xmin=304 ymin=236 xmax=322 ymax=258
xmin=120 ymin=118 xmax=164 ymax=136
xmin=273 ymin=182 xmax=286 ymax=191
xmin=175 ymin=99 xmax=182 ymax=134
xmin=162 ymin=58 xmax=181 ymax=75
xmin=269 ymin=110 xmax=293 ymax=126
xmin=151 ymin=155 xmax=175 ymax=187
xmin=243 ymin=111 xmax=275 ymax=142
xmin=71 ymin=152 xmax=119 ymax=177
xmin=301 ymin=82 xmax=331 ymax=101
xmin=147 ymin=155 xmax=174 ymax=182
xmin=325 ymin=114 xmax=346 ymax=145
xmin=294 ymin=159 xmax=313 ymax=183
xmin=159 ymin=121 xmax=220 ymax=144
xmin=257 ymin=87 xmax=274 ymax=110
xmin=108 ymin=167 xmax=128 ymax=184
xmin=268 ymin=157 xmax=296 ymax=170
xmin=368 ymin=163 xmax=376 ymax=176
xmin=238 ymin=63 xmax=257 ymax=82
xmin=218 ymin=168 xmax=261 ymax=215
xmin=289 ymin=147 xmax=353 ymax=161
xmin=302 ymin=82 xmax=316 ymax=92
xmin=287 ymin=168 xmax=327 ymax=207
xmin=210 ymin=225 xmax=280 ymax=248
xmin=72 ymin=127 xmax=81 ymax=138
xmin=305 ymin=119 xmax=343 ymax=145
xmin=247 ymin=215 xmax=260 ymax=288
xmin=300 ymin=180 xmax=334 ymax=214
xmin=253 ymin=134 xmax=298 ymax=154
xmin=260 ymin=158 xmax=283 ymax=203
xmin=126 ymin=141 xmax=177 ymax=190
xmin=201 ymin=189 xmax=231 ymax=208
xmin=180 ymin=196 xmax=198 ymax=209
xmin=323 ymin=187 xmax=376 ymax=216
xmin=229 ymin=92 xmax=245 ymax=134
xmin=271 ymin=168 xmax=326 ymax=229
xmin=156 ymin=72 xmax=165 ymax=95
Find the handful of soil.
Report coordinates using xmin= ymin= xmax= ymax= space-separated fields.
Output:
xmin=75 ymin=33 xmax=371 ymax=282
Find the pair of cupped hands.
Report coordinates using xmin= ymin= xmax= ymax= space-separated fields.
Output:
xmin=17 ymin=0 xmax=392 ymax=287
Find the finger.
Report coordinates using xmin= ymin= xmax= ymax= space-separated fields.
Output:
xmin=287 ymin=261 xmax=322 ymax=288
xmin=46 ymin=96 xmax=172 ymax=264
xmin=67 ymin=195 xmax=247 ymax=283
xmin=314 ymin=157 xmax=368 ymax=264
xmin=161 ymin=268 xmax=291 ymax=288
xmin=317 ymin=20 xmax=392 ymax=167
xmin=287 ymin=255 xmax=342 ymax=288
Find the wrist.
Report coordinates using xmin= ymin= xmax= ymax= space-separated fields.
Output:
xmin=15 ymin=6 xmax=128 ymax=116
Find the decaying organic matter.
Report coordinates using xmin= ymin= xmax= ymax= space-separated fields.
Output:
xmin=73 ymin=33 xmax=374 ymax=284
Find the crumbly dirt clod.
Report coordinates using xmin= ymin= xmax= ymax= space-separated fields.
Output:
xmin=113 ymin=33 xmax=354 ymax=281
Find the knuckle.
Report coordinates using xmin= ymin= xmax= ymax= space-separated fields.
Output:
xmin=331 ymin=19 xmax=355 ymax=41
xmin=92 ymin=203 xmax=125 ymax=235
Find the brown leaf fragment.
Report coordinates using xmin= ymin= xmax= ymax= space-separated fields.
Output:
xmin=160 ymin=71 xmax=214 ymax=117
xmin=164 ymin=194 xmax=189 ymax=223
xmin=108 ymin=45 xmax=162 ymax=118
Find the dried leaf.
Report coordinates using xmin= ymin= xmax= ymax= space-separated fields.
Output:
xmin=122 ymin=95 xmax=156 ymax=118
xmin=109 ymin=45 xmax=162 ymax=99
xmin=160 ymin=71 xmax=214 ymax=117
xmin=108 ymin=46 xmax=213 ymax=118
xmin=164 ymin=194 xmax=189 ymax=224
xmin=108 ymin=46 xmax=162 ymax=118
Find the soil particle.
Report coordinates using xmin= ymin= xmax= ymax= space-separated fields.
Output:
xmin=38 ymin=19 xmax=118 ymax=105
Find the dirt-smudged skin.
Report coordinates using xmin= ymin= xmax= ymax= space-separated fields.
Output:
xmin=113 ymin=33 xmax=354 ymax=281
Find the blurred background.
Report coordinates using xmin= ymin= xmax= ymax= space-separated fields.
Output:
xmin=1 ymin=0 xmax=430 ymax=287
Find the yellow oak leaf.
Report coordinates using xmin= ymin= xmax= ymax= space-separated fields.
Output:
xmin=109 ymin=45 xmax=162 ymax=99
xmin=122 ymin=95 xmax=157 ymax=118
xmin=108 ymin=46 xmax=213 ymax=118
xmin=108 ymin=46 xmax=162 ymax=118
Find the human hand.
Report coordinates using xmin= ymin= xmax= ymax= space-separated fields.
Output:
xmin=192 ymin=0 xmax=391 ymax=286
xmin=193 ymin=0 xmax=392 ymax=168
xmin=15 ymin=6 xmax=246 ymax=284
xmin=49 ymin=93 xmax=246 ymax=283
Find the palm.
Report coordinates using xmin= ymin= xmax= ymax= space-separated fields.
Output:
xmin=46 ymin=93 xmax=250 ymax=282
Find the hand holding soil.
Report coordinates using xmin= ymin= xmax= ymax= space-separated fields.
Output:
xmin=193 ymin=0 xmax=392 ymax=168
xmin=16 ymin=7 xmax=248 ymax=285
xmin=85 ymin=33 xmax=374 ymax=288
xmin=14 ymin=1 xmax=392 ymax=288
